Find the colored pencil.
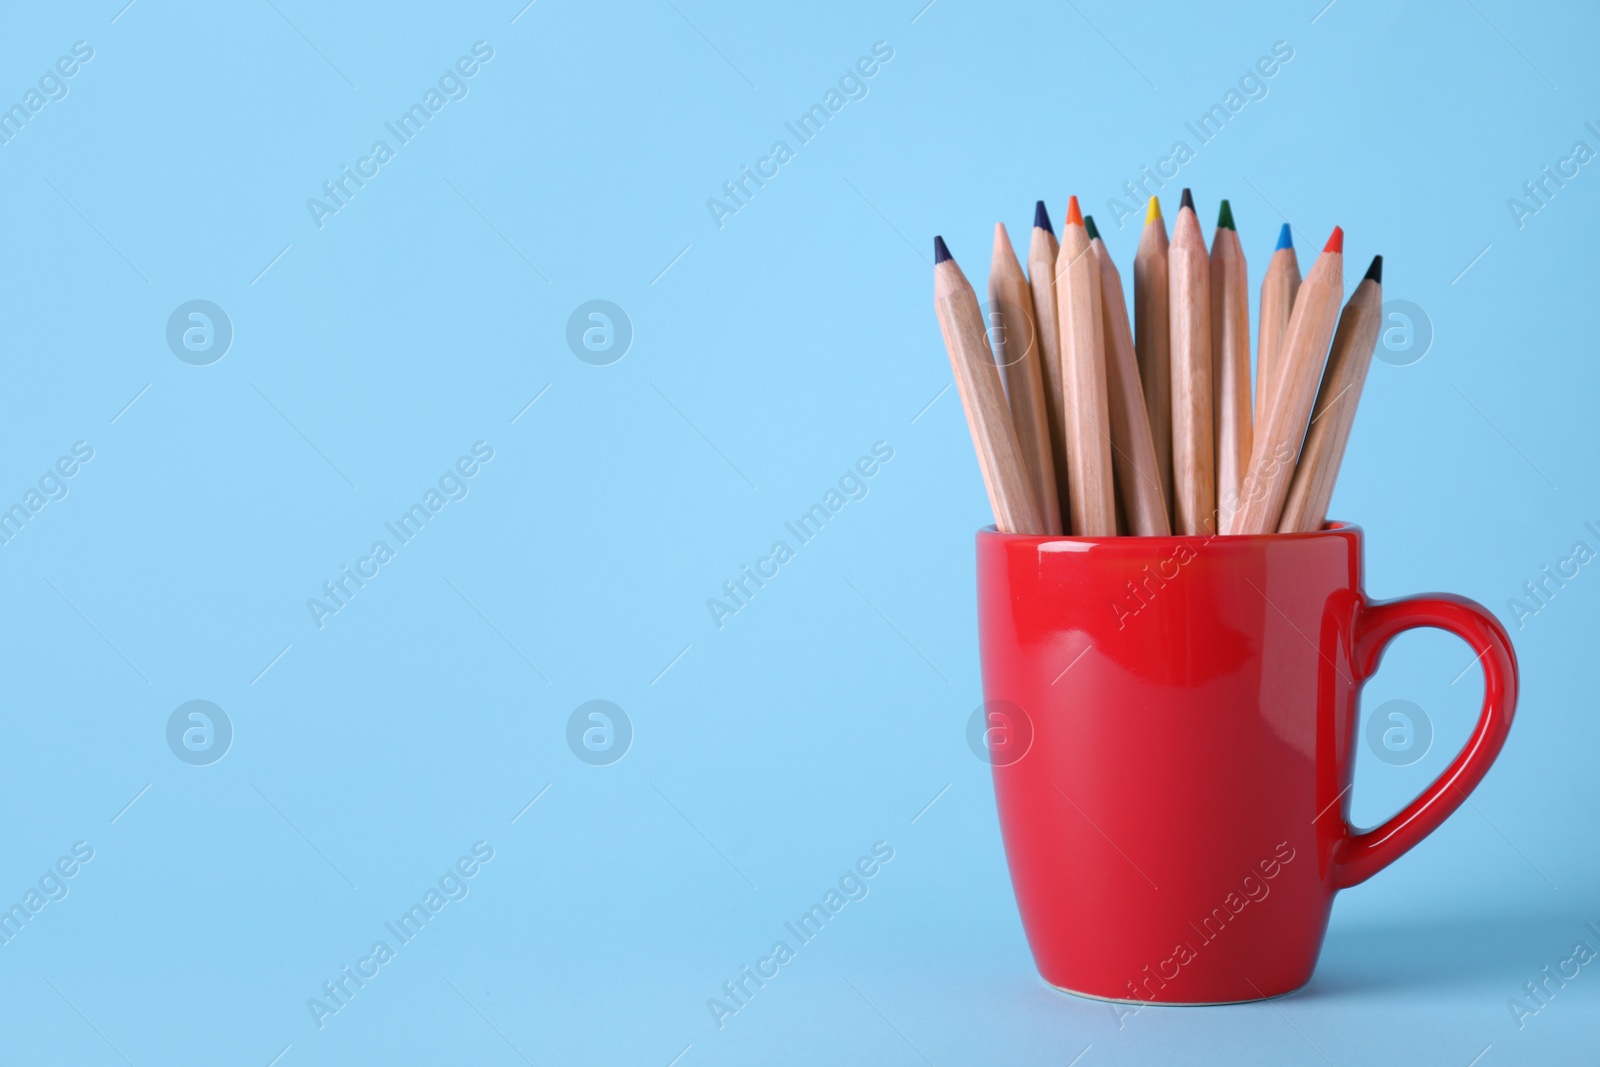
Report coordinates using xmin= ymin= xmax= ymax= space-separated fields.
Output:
xmin=989 ymin=222 xmax=1063 ymax=535
xmin=1279 ymin=255 xmax=1383 ymax=533
xmin=1086 ymin=215 xmax=1170 ymax=536
xmin=1167 ymin=188 xmax=1215 ymax=535
xmin=1134 ymin=197 xmax=1173 ymax=518
xmin=1210 ymin=200 xmax=1252 ymax=534
xmin=1026 ymin=201 xmax=1071 ymax=532
xmin=933 ymin=192 xmax=1383 ymax=544
xmin=934 ymin=237 xmax=1044 ymax=534
xmin=1053 ymin=197 xmax=1117 ymax=536
xmin=1227 ymin=227 xmax=1345 ymax=535
xmin=1255 ymin=224 xmax=1302 ymax=432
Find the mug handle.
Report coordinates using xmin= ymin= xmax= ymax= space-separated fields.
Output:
xmin=1331 ymin=593 xmax=1518 ymax=889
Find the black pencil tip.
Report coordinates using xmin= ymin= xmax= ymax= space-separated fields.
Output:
xmin=1180 ymin=188 xmax=1195 ymax=213
xmin=1033 ymin=200 xmax=1054 ymax=236
xmin=1364 ymin=254 xmax=1382 ymax=284
xmin=933 ymin=235 xmax=951 ymax=264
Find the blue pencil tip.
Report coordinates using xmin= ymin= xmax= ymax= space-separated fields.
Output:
xmin=933 ymin=235 xmax=951 ymax=264
xmin=1275 ymin=223 xmax=1293 ymax=251
xmin=1033 ymin=200 xmax=1054 ymax=236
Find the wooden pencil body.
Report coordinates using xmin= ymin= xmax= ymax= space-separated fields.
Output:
xmin=1255 ymin=247 xmax=1302 ymax=432
xmin=1092 ymin=239 xmax=1170 ymax=536
xmin=935 ymin=260 xmax=1044 ymax=534
xmin=1134 ymin=219 xmax=1173 ymax=517
xmin=990 ymin=225 xmax=1062 ymax=534
xmin=1279 ymin=278 xmax=1382 ymax=532
xmin=1054 ymin=227 xmax=1116 ymax=536
xmin=1167 ymin=210 xmax=1215 ymax=535
xmin=1227 ymin=250 xmax=1344 ymax=534
xmin=1027 ymin=226 xmax=1069 ymax=532
xmin=1210 ymin=228 xmax=1252 ymax=534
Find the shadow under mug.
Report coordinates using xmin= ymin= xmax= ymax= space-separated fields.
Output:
xmin=975 ymin=523 xmax=1517 ymax=1004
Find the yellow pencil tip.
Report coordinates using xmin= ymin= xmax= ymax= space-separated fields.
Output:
xmin=1146 ymin=197 xmax=1161 ymax=223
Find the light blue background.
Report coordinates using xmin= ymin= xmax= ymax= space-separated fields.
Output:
xmin=0 ymin=0 xmax=1595 ymax=1063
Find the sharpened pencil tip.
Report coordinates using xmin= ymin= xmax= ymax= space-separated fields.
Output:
xmin=1034 ymin=200 xmax=1054 ymax=236
xmin=1180 ymin=188 xmax=1195 ymax=213
xmin=1364 ymin=254 xmax=1382 ymax=284
xmin=1083 ymin=215 xmax=1100 ymax=240
xmin=1323 ymin=226 xmax=1343 ymax=254
xmin=1276 ymin=223 xmax=1293 ymax=251
xmin=1146 ymin=196 xmax=1161 ymax=223
xmin=1065 ymin=196 xmax=1083 ymax=226
xmin=1216 ymin=199 xmax=1235 ymax=231
xmin=933 ymin=235 xmax=951 ymax=264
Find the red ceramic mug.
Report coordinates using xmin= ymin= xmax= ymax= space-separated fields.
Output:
xmin=975 ymin=523 xmax=1516 ymax=1004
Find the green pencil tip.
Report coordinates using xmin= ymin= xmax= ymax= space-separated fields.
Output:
xmin=1217 ymin=199 xmax=1235 ymax=231
xmin=1083 ymin=215 xmax=1100 ymax=240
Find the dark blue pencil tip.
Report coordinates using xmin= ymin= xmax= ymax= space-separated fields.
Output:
xmin=1364 ymin=254 xmax=1382 ymax=284
xmin=1276 ymin=223 xmax=1293 ymax=251
xmin=1033 ymin=200 xmax=1054 ymax=236
xmin=1180 ymin=188 xmax=1195 ymax=212
xmin=933 ymin=235 xmax=951 ymax=264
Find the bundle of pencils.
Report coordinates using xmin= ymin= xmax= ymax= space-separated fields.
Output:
xmin=933 ymin=189 xmax=1383 ymax=537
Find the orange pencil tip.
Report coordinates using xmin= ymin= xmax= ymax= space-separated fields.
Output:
xmin=1323 ymin=226 xmax=1343 ymax=254
xmin=1065 ymin=196 xmax=1083 ymax=226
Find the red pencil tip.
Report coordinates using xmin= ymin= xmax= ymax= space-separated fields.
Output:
xmin=1323 ymin=226 xmax=1343 ymax=254
xmin=1065 ymin=196 xmax=1083 ymax=226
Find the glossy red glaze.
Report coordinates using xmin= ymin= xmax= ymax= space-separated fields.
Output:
xmin=976 ymin=524 xmax=1516 ymax=1003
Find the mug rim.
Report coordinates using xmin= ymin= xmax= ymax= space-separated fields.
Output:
xmin=977 ymin=520 xmax=1361 ymax=546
